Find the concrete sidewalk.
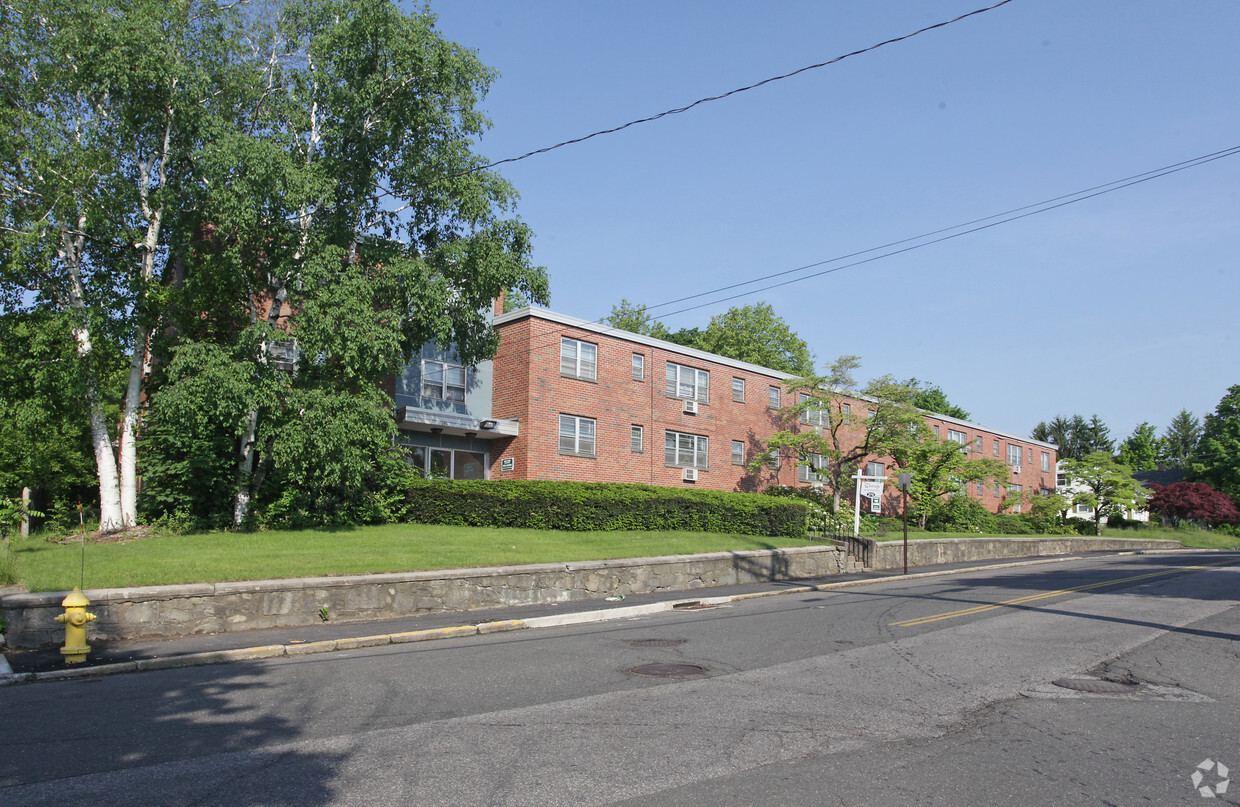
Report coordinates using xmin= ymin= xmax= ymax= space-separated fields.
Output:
xmin=1 ymin=549 xmax=1204 ymax=684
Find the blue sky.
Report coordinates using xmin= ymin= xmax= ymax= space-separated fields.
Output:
xmin=424 ymin=0 xmax=1240 ymax=444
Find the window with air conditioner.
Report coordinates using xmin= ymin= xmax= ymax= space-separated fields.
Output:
xmin=665 ymin=430 xmax=708 ymax=469
xmin=799 ymin=393 xmax=828 ymax=428
xmin=666 ymin=362 xmax=709 ymax=402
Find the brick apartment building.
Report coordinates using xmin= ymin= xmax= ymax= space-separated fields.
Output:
xmin=393 ymin=303 xmax=1057 ymax=514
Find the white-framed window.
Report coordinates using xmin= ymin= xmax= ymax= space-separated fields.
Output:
xmin=1076 ymin=504 xmax=1093 ymax=514
xmin=798 ymin=453 xmax=825 ymax=482
xmin=948 ymin=429 xmax=967 ymax=445
xmin=666 ymin=362 xmax=709 ymax=401
xmin=422 ymin=359 xmax=466 ymax=402
xmin=994 ymin=439 xmax=1000 ymax=457
xmin=975 ymin=436 xmax=983 ymax=453
xmin=866 ymin=461 xmax=885 ymax=477
xmin=1041 ymin=451 xmax=1050 ymax=472
xmin=1029 ymin=448 xmax=1034 ymax=464
xmin=799 ymin=393 xmax=828 ymax=427
xmin=665 ymin=430 xmax=708 ymax=468
xmin=732 ymin=377 xmax=745 ymax=402
xmin=1007 ymin=444 xmax=1022 ymax=467
xmin=631 ymin=424 xmax=644 ymax=453
xmin=933 ymin=424 xmax=940 ymax=437
xmin=768 ymin=386 xmax=781 ymax=409
xmin=632 ymin=353 xmax=645 ymax=381
xmin=731 ymin=440 xmax=745 ymax=465
xmin=841 ymin=403 xmax=851 ymax=418
xmin=994 ymin=484 xmax=1002 ymax=497
xmin=560 ymin=337 xmax=597 ymax=381
xmin=559 ymin=414 xmax=596 ymax=457
xmin=976 ymin=480 xmax=984 ymax=495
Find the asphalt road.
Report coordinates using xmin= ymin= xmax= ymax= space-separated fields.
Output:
xmin=3 ymin=550 xmax=1238 ymax=806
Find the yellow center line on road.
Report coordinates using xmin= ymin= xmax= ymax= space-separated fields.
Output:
xmin=890 ymin=558 xmax=1238 ymax=628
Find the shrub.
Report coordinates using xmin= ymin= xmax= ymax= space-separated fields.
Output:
xmin=925 ymin=495 xmax=995 ymax=534
xmin=402 ymin=479 xmax=808 ymax=538
xmin=991 ymin=514 xmax=1034 ymax=535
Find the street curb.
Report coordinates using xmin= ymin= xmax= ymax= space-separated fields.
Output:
xmin=2 ymin=551 xmax=1217 ymax=686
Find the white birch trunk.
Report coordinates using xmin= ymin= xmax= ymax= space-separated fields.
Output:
xmin=117 ymin=116 xmax=172 ymax=526
xmin=60 ymin=220 xmax=125 ymax=533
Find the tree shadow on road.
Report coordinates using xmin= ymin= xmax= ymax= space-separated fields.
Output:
xmin=0 ymin=660 xmax=344 ymax=806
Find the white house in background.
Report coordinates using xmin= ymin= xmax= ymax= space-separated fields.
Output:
xmin=1055 ymin=469 xmax=1150 ymax=524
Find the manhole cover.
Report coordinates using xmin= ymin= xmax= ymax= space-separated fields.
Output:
xmin=631 ymin=663 xmax=707 ymax=677
xmin=627 ymin=639 xmax=688 ymax=648
xmin=1052 ymin=678 xmax=1140 ymax=694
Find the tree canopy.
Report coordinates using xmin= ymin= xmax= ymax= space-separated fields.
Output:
xmin=1147 ymin=482 xmax=1239 ymax=528
xmin=1058 ymin=452 xmax=1147 ymax=535
xmin=1191 ymin=385 xmax=1240 ymax=500
xmin=1 ymin=0 xmax=548 ymax=530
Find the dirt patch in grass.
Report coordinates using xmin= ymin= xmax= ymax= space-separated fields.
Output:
xmin=48 ymin=525 xmax=157 ymax=545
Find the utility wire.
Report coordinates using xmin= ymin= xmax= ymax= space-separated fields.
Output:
xmin=475 ymin=0 xmax=1016 ymax=173
xmin=487 ymin=144 xmax=1240 ymax=365
xmin=652 ymin=145 xmax=1240 ymax=320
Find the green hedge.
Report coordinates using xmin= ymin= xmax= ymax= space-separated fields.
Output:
xmin=401 ymin=479 xmax=808 ymax=538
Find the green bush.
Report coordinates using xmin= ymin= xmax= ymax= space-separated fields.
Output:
xmin=925 ymin=495 xmax=995 ymax=534
xmin=991 ymin=514 xmax=1035 ymax=535
xmin=402 ymin=479 xmax=808 ymax=538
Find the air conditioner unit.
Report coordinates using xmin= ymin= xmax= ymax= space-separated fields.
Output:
xmin=682 ymin=399 xmax=699 ymax=415
xmin=1012 ymin=466 xmax=1022 ymax=475
xmin=681 ymin=468 xmax=698 ymax=482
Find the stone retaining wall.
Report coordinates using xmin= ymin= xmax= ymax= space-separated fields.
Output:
xmin=867 ymin=536 xmax=1180 ymax=569
xmin=0 ymin=545 xmax=853 ymax=650
xmin=0 ymin=537 xmax=1181 ymax=650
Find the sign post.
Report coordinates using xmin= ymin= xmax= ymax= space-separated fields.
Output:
xmin=852 ymin=472 xmax=888 ymax=538
xmin=898 ymin=473 xmax=913 ymax=575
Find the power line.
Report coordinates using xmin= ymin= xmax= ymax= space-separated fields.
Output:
xmin=475 ymin=0 xmax=1016 ymax=173
xmin=649 ymin=144 xmax=1240 ymax=320
xmin=490 ymin=144 xmax=1240 ymax=368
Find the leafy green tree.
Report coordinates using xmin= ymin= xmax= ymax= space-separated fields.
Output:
xmin=0 ymin=312 xmax=108 ymax=525
xmin=881 ymin=407 xmax=1010 ymax=529
xmin=1058 ymin=452 xmax=1147 ymax=536
xmin=695 ymin=303 xmax=814 ymax=375
xmin=1117 ymin=422 xmax=1161 ymax=472
xmin=4 ymin=0 xmax=549 ymax=531
xmin=0 ymin=0 xmax=238 ymax=530
xmin=752 ymin=356 xmax=886 ymax=510
xmin=603 ymin=299 xmax=671 ymax=338
xmin=1160 ymin=409 xmax=1202 ymax=470
xmin=1191 ymin=385 xmax=1240 ymax=499
xmin=905 ymin=379 xmax=970 ymax=420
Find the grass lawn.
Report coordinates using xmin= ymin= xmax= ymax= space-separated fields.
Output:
xmin=5 ymin=524 xmax=823 ymax=593
xmin=867 ymin=524 xmax=1237 ymax=549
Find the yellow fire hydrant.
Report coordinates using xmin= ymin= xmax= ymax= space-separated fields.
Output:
xmin=54 ymin=587 xmax=96 ymax=664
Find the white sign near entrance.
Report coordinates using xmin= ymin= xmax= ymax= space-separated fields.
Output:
xmin=859 ymin=480 xmax=884 ymax=499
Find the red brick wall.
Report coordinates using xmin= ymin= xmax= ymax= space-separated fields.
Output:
xmin=487 ymin=313 xmax=1057 ymax=509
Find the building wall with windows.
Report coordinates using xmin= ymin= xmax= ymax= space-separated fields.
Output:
xmin=480 ymin=307 xmax=1058 ymax=512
